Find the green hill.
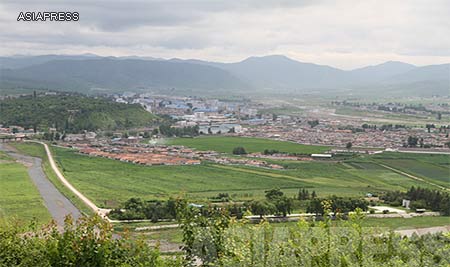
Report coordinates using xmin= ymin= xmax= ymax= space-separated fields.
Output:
xmin=0 ymin=94 xmax=156 ymax=132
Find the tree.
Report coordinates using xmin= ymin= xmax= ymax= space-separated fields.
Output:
xmin=232 ymin=146 xmax=247 ymax=155
xmin=249 ymin=200 xmax=276 ymax=218
xmin=264 ymin=188 xmax=284 ymax=201
xmin=308 ymin=120 xmax=319 ymax=128
xmin=274 ymin=196 xmax=292 ymax=217
xmin=297 ymin=188 xmax=310 ymax=200
xmin=425 ymin=124 xmax=435 ymax=133
xmin=407 ymin=136 xmax=418 ymax=147
xmin=346 ymin=142 xmax=352 ymax=150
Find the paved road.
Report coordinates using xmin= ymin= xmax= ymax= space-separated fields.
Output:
xmin=28 ymin=141 xmax=111 ymax=219
xmin=0 ymin=143 xmax=81 ymax=228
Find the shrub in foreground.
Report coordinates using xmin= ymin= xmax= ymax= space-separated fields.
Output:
xmin=0 ymin=215 xmax=182 ymax=267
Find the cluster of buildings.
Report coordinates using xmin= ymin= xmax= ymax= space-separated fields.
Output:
xmin=0 ymin=125 xmax=34 ymax=142
xmin=75 ymin=144 xmax=201 ymax=166
xmin=112 ymin=93 xmax=262 ymax=135
xmin=65 ymin=141 xmax=284 ymax=169
xmin=238 ymin=117 xmax=449 ymax=149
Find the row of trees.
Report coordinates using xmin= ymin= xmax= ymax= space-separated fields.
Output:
xmin=108 ymin=198 xmax=177 ymax=222
xmin=248 ymin=189 xmax=293 ymax=218
xmin=306 ymin=196 xmax=369 ymax=215
xmin=297 ymin=187 xmax=317 ymax=200
xmin=158 ymin=124 xmax=199 ymax=137
xmin=381 ymin=187 xmax=450 ymax=215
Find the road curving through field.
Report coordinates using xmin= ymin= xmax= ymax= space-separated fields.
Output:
xmin=26 ymin=141 xmax=112 ymax=220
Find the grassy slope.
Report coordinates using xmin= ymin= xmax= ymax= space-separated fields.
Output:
xmin=0 ymin=151 xmax=51 ymax=224
xmin=168 ymin=136 xmax=329 ymax=154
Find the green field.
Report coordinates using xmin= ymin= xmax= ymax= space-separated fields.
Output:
xmin=14 ymin=143 xmax=442 ymax=208
xmin=0 ymin=151 xmax=51 ymax=224
xmin=371 ymin=152 xmax=450 ymax=188
xmin=10 ymin=142 xmax=447 ymax=210
xmin=168 ymin=136 xmax=329 ymax=154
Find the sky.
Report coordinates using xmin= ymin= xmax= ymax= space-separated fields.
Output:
xmin=0 ymin=0 xmax=449 ymax=70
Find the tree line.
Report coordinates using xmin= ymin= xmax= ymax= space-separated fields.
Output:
xmin=381 ymin=186 xmax=450 ymax=215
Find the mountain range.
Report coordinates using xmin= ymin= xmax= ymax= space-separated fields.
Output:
xmin=0 ymin=54 xmax=448 ymax=96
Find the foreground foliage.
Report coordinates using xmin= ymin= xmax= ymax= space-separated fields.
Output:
xmin=0 ymin=216 xmax=182 ymax=267
xmin=1 ymin=211 xmax=449 ymax=266
xmin=179 ymin=207 xmax=450 ymax=267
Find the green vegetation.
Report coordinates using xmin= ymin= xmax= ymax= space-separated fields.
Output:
xmin=168 ymin=136 xmax=329 ymax=154
xmin=10 ymin=142 xmax=447 ymax=213
xmin=47 ymin=146 xmax=310 ymax=207
xmin=0 ymin=93 xmax=156 ymax=132
xmin=380 ymin=187 xmax=450 ymax=215
xmin=0 ymin=151 xmax=51 ymax=224
xmin=20 ymin=145 xmax=438 ymax=207
xmin=178 ymin=206 xmax=450 ymax=266
xmin=10 ymin=143 xmax=93 ymax=215
xmin=371 ymin=152 xmax=450 ymax=188
xmin=0 ymin=216 xmax=182 ymax=266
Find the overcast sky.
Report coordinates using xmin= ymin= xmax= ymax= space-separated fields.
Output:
xmin=1 ymin=0 xmax=449 ymax=69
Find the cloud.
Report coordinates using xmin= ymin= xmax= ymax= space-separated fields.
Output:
xmin=0 ymin=0 xmax=449 ymax=69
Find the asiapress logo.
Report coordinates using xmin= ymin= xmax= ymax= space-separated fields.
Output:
xmin=17 ymin=12 xmax=79 ymax=21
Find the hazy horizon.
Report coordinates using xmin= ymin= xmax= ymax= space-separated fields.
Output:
xmin=1 ymin=0 xmax=450 ymax=70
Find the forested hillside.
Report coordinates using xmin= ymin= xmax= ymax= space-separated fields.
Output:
xmin=0 ymin=94 xmax=156 ymax=132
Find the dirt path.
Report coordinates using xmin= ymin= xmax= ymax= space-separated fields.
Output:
xmin=0 ymin=143 xmax=81 ymax=229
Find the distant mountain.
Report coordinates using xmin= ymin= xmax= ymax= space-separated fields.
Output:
xmin=385 ymin=63 xmax=449 ymax=83
xmin=0 ymin=58 xmax=250 ymax=94
xmin=0 ymin=54 xmax=448 ymax=96
xmin=215 ymin=55 xmax=348 ymax=90
xmin=0 ymin=54 xmax=102 ymax=69
xmin=349 ymin=61 xmax=417 ymax=83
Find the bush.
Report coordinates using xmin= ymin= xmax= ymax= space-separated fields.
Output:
xmin=0 ymin=216 xmax=182 ymax=266
xmin=232 ymin=146 xmax=247 ymax=155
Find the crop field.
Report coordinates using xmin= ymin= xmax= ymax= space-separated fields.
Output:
xmin=0 ymin=150 xmax=51 ymax=224
xmin=10 ymin=143 xmax=445 ymax=210
xmin=168 ymin=136 xmax=329 ymax=154
xmin=371 ymin=152 xmax=450 ymax=188
xmin=25 ymin=145 xmax=441 ymax=207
